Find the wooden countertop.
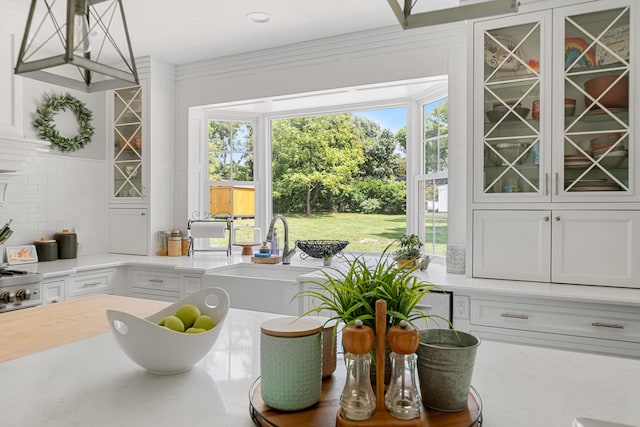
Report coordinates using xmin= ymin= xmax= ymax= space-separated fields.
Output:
xmin=0 ymin=294 xmax=169 ymax=363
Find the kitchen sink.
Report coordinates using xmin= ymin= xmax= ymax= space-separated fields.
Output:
xmin=203 ymin=263 xmax=320 ymax=316
xmin=207 ymin=263 xmax=319 ymax=281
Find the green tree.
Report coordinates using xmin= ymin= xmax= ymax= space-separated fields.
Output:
xmin=272 ymin=114 xmax=365 ymax=216
xmin=208 ymin=120 xmax=254 ymax=181
xmin=424 ymin=99 xmax=448 ymax=174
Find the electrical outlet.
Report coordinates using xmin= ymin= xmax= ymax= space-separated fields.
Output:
xmin=453 ymin=295 xmax=469 ymax=320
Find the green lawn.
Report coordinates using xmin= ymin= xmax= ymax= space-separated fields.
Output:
xmin=279 ymin=212 xmax=448 ymax=255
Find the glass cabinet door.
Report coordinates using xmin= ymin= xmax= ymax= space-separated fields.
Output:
xmin=480 ymin=17 xmax=544 ymax=196
xmin=559 ymin=4 xmax=630 ymax=195
xmin=113 ymin=86 xmax=143 ymax=199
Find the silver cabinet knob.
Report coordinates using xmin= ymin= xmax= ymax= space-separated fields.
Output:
xmin=554 ymin=216 xmax=560 ymax=221
xmin=543 ymin=216 xmax=549 ymax=222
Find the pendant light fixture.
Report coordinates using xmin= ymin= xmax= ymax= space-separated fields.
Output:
xmin=387 ymin=0 xmax=518 ymax=29
xmin=15 ymin=0 xmax=139 ymax=93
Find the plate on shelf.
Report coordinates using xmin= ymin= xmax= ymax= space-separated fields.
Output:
xmin=585 ymin=107 xmax=627 ymax=116
xmin=484 ymin=36 xmax=523 ymax=71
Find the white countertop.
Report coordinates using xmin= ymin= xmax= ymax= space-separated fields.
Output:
xmin=2 ymin=307 xmax=639 ymax=427
xmin=14 ymin=252 xmax=640 ymax=307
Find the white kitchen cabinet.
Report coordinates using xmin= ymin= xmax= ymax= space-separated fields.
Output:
xmin=129 ymin=268 xmax=180 ymax=301
xmin=474 ymin=0 xmax=636 ymax=203
xmin=0 ymin=30 xmax=21 ymax=137
xmin=42 ymin=279 xmax=66 ymax=304
xmin=182 ymin=276 xmax=201 ymax=297
xmin=473 ymin=210 xmax=551 ymax=282
xmin=473 ymin=209 xmax=640 ymax=287
xmin=107 ymin=57 xmax=175 ymax=256
xmin=471 ymin=0 xmax=639 ymax=287
xmin=67 ymin=269 xmax=115 ymax=299
xmin=467 ymin=294 xmax=640 ymax=358
xmin=415 ymin=290 xmax=452 ymax=329
xmin=108 ymin=208 xmax=148 ymax=255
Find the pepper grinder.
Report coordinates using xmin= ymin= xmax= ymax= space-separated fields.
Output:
xmin=340 ymin=319 xmax=376 ymax=421
xmin=385 ymin=320 xmax=421 ymax=420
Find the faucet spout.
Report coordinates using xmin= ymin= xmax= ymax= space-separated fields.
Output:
xmin=266 ymin=214 xmax=296 ymax=264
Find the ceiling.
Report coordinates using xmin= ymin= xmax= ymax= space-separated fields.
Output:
xmin=4 ymin=0 xmax=465 ymax=66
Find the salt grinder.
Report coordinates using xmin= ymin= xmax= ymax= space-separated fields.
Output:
xmin=340 ymin=319 xmax=376 ymax=421
xmin=385 ymin=320 xmax=421 ymax=420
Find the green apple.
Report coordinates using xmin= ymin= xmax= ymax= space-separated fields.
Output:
xmin=193 ymin=315 xmax=216 ymax=331
xmin=175 ymin=304 xmax=201 ymax=328
xmin=161 ymin=315 xmax=185 ymax=333
xmin=185 ymin=327 xmax=206 ymax=334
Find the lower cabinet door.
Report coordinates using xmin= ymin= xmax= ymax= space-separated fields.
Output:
xmin=473 ymin=210 xmax=551 ymax=282
xmin=108 ymin=208 xmax=148 ymax=255
xmin=551 ymin=210 xmax=640 ymax=287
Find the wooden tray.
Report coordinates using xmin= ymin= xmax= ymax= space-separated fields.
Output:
xmin=251 ymin=256 xmax=282 ymax=264
xmin=249 ymin=369 xmax=482 ymax=427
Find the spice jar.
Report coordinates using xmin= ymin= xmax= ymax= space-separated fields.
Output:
xmin=260 ymin=317 xmax=322 ymax=411
xmin=168 ymin=236 xmax=181 ymax=257
xmin=181 ymin=237 xmax=191 ymax=256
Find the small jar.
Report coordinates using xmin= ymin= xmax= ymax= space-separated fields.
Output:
xmin=168 ymin=237 xmax=181 ymax=257
xmin=181 ymin=237 xmax=191 ymax=256
xmin=260 ymin=317 xmax=323 ymax=411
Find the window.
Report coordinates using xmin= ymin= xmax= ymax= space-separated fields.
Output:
xmin=206 ymin=119 xmax=258 ymax=246
xmin=417 ymin=98 xmax=448 ymax=256
xmin=270 ymin=108 xmax=407 ymax=253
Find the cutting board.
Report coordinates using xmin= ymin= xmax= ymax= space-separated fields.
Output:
xmin=0 ymin=294 xmax=170 ymax=363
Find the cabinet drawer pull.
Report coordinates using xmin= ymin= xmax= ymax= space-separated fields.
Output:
xmin=555 ymin=172 xmax=558 ymax=195
xmin=554 ymin=216 xmax=560 ymax=221
xmin=148 ymin=279 xmax=164 ymax=283
xmin=591 ymin=321 xmax=624 ymax=329
xmin=415 ymin=304 xmax=433 ymax=310
xmin=500 ymin=313 xmax=529 ymax=319
xmin=82 ymin=282 xmax=101 ymax=287
xmin=543 ymin=216 xmax=549 ymax=222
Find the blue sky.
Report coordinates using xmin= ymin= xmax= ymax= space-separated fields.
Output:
xmin=354 ymin=107 xmax=407 ymax=133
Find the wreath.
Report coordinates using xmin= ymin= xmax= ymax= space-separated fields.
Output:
xmin=33 ymin=93 xmax=95 ymax=152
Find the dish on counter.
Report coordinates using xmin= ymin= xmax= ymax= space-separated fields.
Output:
xmin=107 ymin=287 xmax=230 ymax=375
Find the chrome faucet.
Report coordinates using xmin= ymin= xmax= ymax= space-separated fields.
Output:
xmin=266 ymin=214 xmax=296 ymax=264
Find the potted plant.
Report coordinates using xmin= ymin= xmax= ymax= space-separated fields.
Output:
xmin=322 ymin=250 xmax=333 ymax=267
xmin=296 ymin=243 xmax=446 ymax=384
xmin=394 ymin=234 xmax=431 ymax=270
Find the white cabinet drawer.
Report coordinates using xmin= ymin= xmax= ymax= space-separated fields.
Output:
xmin=132 ymin=270 xmax=180 ymax=293
xmin=43 ymin=280 xmax=66 ymax=304
xmin=67 ymin=270 xmax=114 ymax=299
xmin=471 ymin=299 xmax=640 ymax=343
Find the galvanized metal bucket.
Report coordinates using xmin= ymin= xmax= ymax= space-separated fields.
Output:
xmin=416 ymin=329 xmax=480 ymax=412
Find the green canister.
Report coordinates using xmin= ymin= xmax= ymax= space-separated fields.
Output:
xmin=260 ymin=317 xmax=323 ymax=411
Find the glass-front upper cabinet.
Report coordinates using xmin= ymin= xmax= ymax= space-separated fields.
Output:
xmin=474 ymin=0 xmax=636 ymax=203
xmin=112 ymin=86 xmax=143 ymax=200
xmin=474 ymin=11 xmax=550 ymax=201
xmin=554 ymin=1 xmax=633 ymax=199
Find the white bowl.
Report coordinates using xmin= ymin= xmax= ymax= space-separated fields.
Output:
xmin=107 ymin=287 xmax=230 ymax=375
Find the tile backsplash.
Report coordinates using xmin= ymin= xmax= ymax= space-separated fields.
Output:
xmin=0 ymin=153 xmax=107 ymax=259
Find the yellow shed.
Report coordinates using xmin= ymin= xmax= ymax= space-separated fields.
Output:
xmin=209 ymin=185 xmax=255 ymax=217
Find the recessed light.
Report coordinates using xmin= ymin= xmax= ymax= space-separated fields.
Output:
xmin=246 ymin=12 xmax=271 ymax=24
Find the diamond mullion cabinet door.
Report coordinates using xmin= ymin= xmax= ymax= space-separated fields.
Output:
xmin=110 ymin=85 xmax=145 ymax=203
xmin=473 ymin=10 xmax=553 ymax=203
xmin=551 ymin=210 xmax=640 ymax=288
xmin=552 ymin=0 xmax=637 ymax=202
xmin=473 ymin=210 xmax=551 ymax=282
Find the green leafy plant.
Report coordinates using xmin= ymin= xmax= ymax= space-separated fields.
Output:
xmin=296 ymin=243 xmax=444 ymax=332
xmin=394 ymin=234 xmax=431 ymax=270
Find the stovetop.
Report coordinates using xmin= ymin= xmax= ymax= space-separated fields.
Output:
xmin=0 ymin=268 xmax=43 ymax=287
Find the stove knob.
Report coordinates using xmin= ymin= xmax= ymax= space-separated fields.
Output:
xmin=16 ymin=289 xmax=31 ymax=301
xmin=0 ymin=291 xmax=15 ymax=304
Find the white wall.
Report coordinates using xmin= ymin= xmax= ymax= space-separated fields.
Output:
xmin=173 ymin=24 xmax=469 ymax=246
xmin=0 ymin=153 xmax=107 ymax=255
xmin=0 ymin=22 xmax=109 ymax=256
